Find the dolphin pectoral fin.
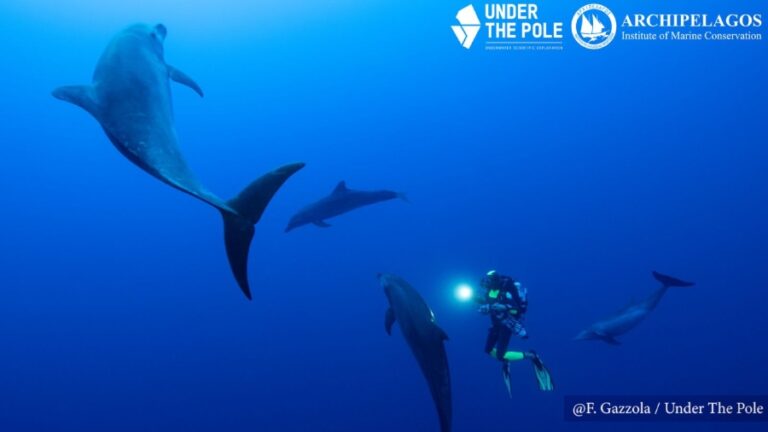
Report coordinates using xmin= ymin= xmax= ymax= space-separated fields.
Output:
xmin=385 ymin=307 xmax=396 ymax=335
xmin=652 ymin=271 xmax=694 ymax=288
xmin=313 ymin=220 xmax=331 ymax=228
xmin=593 ymin=329 xmax=621 ymax=345
xmin=52 ymin=85 xmax=98 ymax=117
xmin=222 ymin=162 xmax=305 ymax=299
xmin=168 ymin=65 xmax=204 ymax=97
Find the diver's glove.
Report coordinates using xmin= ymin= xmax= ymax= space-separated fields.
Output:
xmin=478 ymin=304 xmax=490 ymax=314
xmin=517 ymin=325 xmax=529 ymax=339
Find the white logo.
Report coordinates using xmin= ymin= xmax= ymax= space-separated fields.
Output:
xmin=451 ymin=5 xmax=481 ymax=49
xmin=571 ymin=4 xmax=617 ymax=49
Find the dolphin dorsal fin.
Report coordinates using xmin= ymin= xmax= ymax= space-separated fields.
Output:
xmin=435 ymin=324 xmax=449 ymax=341
xmin=332 ymin=181 xmax=348 ymax=195
xmin=168 ymin=65 xmax=204 ymax=97
xmin=52 ymin=85 xmax=99 ymax=118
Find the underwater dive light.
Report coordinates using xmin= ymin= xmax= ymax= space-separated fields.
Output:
xmin=455 ymin=284 xmax=474 ymax=302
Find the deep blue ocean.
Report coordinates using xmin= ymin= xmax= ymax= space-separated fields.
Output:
xmin=1 ymin=1 xmax=766 ymax=431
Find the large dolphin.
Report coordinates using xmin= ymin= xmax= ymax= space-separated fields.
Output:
xmin=52 ymin=23 xmax=304 ymax=299
xmin=575 ymin=271 xmax=694 ymax=345
xmin=285 ymin=181 xmax=406 ymax=231
xmin=379 ymin=273 xmax=451 ymax=432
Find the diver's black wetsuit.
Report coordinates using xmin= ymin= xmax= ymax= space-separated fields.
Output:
xmin=478 ymin=272 xmax=554 ymax=393
xmin=481 ymin=275 xmax=527 ymax=361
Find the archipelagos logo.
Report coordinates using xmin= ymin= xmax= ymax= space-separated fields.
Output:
xmin=571 ymin=4 xmax=617 ymax=50
xmin=619 ymin=12 xmax=763 ymax=42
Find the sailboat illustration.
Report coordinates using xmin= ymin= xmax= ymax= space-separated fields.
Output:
xmin=580 ymin=13 xmax=608 ymax=42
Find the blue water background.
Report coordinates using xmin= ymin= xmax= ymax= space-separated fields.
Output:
xmin=0 ymin=1 xmax=766 ymax=431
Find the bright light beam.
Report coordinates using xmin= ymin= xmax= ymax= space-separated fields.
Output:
xmin=455 ymin=284 xmax=474 ymax=302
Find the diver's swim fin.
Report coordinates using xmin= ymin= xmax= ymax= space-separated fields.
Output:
xmin=529 ymin=351 xmax=554 ymax=392
xmin=501 ymin=362 xmax=513 ymax=398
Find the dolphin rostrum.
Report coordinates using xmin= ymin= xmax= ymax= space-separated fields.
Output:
xmin=285 ymin=181 xmax=406 ymax=231
xmin=52 ymin=23 xmax=304 ymax=299
xmin=575 ymin=271 xmax=694 ymax=345
xmin=379 ymin=273 xmax=451 ymax=432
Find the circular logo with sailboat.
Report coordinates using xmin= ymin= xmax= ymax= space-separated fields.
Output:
xmin=571 ymin=4 xmax=617 ymax=50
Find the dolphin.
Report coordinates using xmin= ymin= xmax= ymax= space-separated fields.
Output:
xmin=575 ymin=271 xmax=694 ymax=345
xmin=52 ymin=23 xmax=304 ymax=299
xmin=379 ymin=273 xmax=451 ymax=432
xmin=285 ymin=181 xmax=406 ymax=231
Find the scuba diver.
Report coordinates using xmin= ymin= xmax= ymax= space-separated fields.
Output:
xmin=476 ymin=270 xmax=554 ymax=395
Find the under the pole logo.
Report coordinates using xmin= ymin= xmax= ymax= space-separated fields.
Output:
xmin=451 ymin=5 xmax=481 ymax=49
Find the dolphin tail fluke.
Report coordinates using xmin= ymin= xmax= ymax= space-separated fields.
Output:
xmin=652 ymin=271 xmax=694 ymax=288
xmin=221 ymin=211 xmax=255 ymax=299
xmin=221 ymin=162 xmax=305 ymax=299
